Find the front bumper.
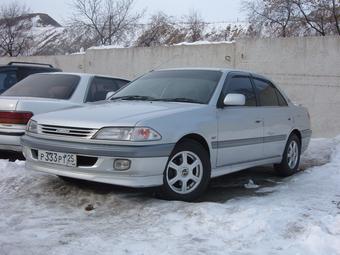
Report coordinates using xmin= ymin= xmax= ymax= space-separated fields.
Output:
xmin=22 ymin=135 xmax=175 ymax=188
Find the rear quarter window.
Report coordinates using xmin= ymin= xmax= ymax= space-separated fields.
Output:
xmin=2 ymin=74 xmax=80 ymax=99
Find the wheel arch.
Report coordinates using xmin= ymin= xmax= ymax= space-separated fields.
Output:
xmin=289 ymin=129 xmax=302 ymax=144
xmin=176 ymin=133 xmax=211 ymax=158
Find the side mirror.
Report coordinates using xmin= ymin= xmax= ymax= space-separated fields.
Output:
xmin=223 ymin=93 xmax=246 ymax=106
xmin=106 ymin=91 xmax=116 ymax=100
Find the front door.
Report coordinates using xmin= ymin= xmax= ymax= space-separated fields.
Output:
xmin=216 ymin=73 xmax=264 ymax=167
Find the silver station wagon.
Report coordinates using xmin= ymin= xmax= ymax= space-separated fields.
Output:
xmin=22 ymin=68 xmax=312 ymax=201
xmin=0 ymin=72 xmax=129 ymax=152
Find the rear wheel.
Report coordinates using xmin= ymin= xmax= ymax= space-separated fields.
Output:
xmin=274 ymin=134 xmax=301 ymax=176
xmin=161 ymin=139 xmax=211 ymax=201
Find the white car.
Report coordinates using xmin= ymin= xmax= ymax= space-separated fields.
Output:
xmin=0 ymin=72 xmax=129 ymax=152
xmin=22 ymin=68 xmax=311 ymax=201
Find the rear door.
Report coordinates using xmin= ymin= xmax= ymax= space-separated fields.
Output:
xmin=252 ymin=77 xmax=292 ymax=158
xmin=216 ymin=72 xmax=264 ymax=167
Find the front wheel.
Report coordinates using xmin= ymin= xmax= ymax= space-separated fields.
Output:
xmin=274 ymin=134 xmax=301 ymax=176
xmin=161 ymin=139 xmax=211 ymax=201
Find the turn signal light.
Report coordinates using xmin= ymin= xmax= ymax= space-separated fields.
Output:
xmin=0 ymin=111 xmax=33 ymax=125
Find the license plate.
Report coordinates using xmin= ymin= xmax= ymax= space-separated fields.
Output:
xmin=38 ymin=150 xmax=77 ymax=167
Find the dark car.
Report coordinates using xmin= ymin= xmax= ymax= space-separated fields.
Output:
xmin=0 ymin=62 xmax=61 ymax=94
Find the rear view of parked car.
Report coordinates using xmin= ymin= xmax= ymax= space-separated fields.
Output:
xmin=0 ymin=62 xmax=61 ymax=94
xmin=0 ymin=72 xmax=129 ymax=152
xmin=22 ymin=68 xmax=312 ymax=201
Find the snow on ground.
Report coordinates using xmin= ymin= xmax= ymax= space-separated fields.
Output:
xmin=0 ymin=138 xmax=339 ymax=255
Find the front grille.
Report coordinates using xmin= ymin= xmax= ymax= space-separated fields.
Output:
xmin=39 ymin=124 xmax=97 ymax=138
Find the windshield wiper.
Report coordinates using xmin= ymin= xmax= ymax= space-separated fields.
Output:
xmin=110 ymin=95 xmax=156 ymax=101
xmin=155 ymin=97 xmax=203 ymax=104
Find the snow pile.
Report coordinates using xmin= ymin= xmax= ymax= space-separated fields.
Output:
xmin=174 ymin=40 xmax=235 ymax=46
xmin=0 ymin=138 xmax=339 ymax=254
xmin=244 ymin=179 xmax=260 ymax=189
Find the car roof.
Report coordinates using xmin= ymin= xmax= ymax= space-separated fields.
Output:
xmin=156 ymin=67 xmax=270 ymax=81
xmin=34 ymin=72 xmax=129 ymax=81
xmin=0 ymin=62 xmax=60 ymax=69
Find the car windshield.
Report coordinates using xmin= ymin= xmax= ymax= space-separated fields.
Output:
xmin=1 ymin=73 xmax=80 ymax=100
xmin=111 ymin=70 xmax=222 ymax=104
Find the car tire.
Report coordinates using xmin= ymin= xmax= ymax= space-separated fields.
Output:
xmin=274 ymin=134 xmax=301 ymax=177
xmin=161 ymin=139 xmax=211 ymax=201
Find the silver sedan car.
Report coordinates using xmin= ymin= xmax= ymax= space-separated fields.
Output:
xmin=0 ymin=72 xmax=129 ymax=152
xmin=22 ymin=68 xmax=311 ymax=201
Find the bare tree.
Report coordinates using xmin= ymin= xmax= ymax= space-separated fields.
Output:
xmin=183 ymin=11 xmax=206 ymax=42
xmin=242 ymin=0 xmax=297 ymax=37
xmin=70 ymin=0 xmax=143 ymax=47
xmin=135 ymin=12 xmax=186 ymax=47
xmin=243 ymin=0 xmax=340 ymax=37
xmin=293 ymin=0 xmax=340 ymax=36
xmin=331 ymin=0 xmax=340 ymax=35
xmin=0 ymin=2 xmax=32 ymax=56
xmin=294 ymin=0 xmax=327 ymax=35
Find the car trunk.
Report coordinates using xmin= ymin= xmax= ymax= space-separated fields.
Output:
xmin=0 ymin=97 xmax=80 ymax=128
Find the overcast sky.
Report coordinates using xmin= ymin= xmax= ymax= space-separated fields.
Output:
xmin=1 ymin=0 xmax=246 ymax=24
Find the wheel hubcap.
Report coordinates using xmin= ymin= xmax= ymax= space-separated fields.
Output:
xmin=287 ymin=140 xmax=299 ymax=169
xmin=166 ymin=151 xmax=203 ymax=194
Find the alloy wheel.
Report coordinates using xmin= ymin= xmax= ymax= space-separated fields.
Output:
xmin=165 ymin=151 xmax=203 ymax=194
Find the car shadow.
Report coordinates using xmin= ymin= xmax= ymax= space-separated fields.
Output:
xmin=199 ymin=166 xmax=282 ymax=203
xmin=2 ymin=152 xmax=329 ymax=203
xmin=0 ymin=151 xmax=25 ymax=161
xmin=56 ymin=166 xmax=282 ymax=203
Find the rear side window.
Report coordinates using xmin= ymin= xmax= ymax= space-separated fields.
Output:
xmin=86 ymin=77 xmax=127 ymax=102
xmin=225 ymin=76 xmax=257 ymax=106
xmin=2 ymin=74 xmax=79 ymax=99
xmin=0 ymin=70 xmax=17 ymax=94
xmin=253 ymin=79 xmax=279 ymax=106
xmin=275 ymin=89 xmax=288 ymax=106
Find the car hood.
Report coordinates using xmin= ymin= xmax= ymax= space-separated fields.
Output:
xmin=33 ymin=100 xmax=205 ymax=129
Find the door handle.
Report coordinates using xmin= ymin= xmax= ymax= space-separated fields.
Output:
xmin=255 ymin=120 xmax=262 ymax=123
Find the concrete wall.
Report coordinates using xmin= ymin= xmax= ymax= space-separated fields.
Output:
xmin=0 ymin=36 xmax=339 ymax=137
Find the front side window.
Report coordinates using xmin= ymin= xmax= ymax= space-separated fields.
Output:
xmin=111 ymin=70 xmax=222 ymax=104
xmin=0 ymin=71 xmax=17 ymax=94
xmin=253 ymin=79 xmax=280 ymax=106
xmin=225 ymin=76 xmax=257 ymax=106
xmin=86 ymin=77 xmax=128 ymax=102
xmin=2 ymin=74 xmax=79 ymax=99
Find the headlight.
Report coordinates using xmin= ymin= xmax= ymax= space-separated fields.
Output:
xmin=93 ymin=127 xmax=161 ymax=141
xmin=26 ymin=120 xmax=38 ymax=133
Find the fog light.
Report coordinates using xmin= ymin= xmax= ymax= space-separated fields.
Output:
xmin=114 ymin=159 xmax=131 ymax=171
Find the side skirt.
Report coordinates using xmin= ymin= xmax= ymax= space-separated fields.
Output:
xmin=211 ymin=156 xmax=282 ymax=178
